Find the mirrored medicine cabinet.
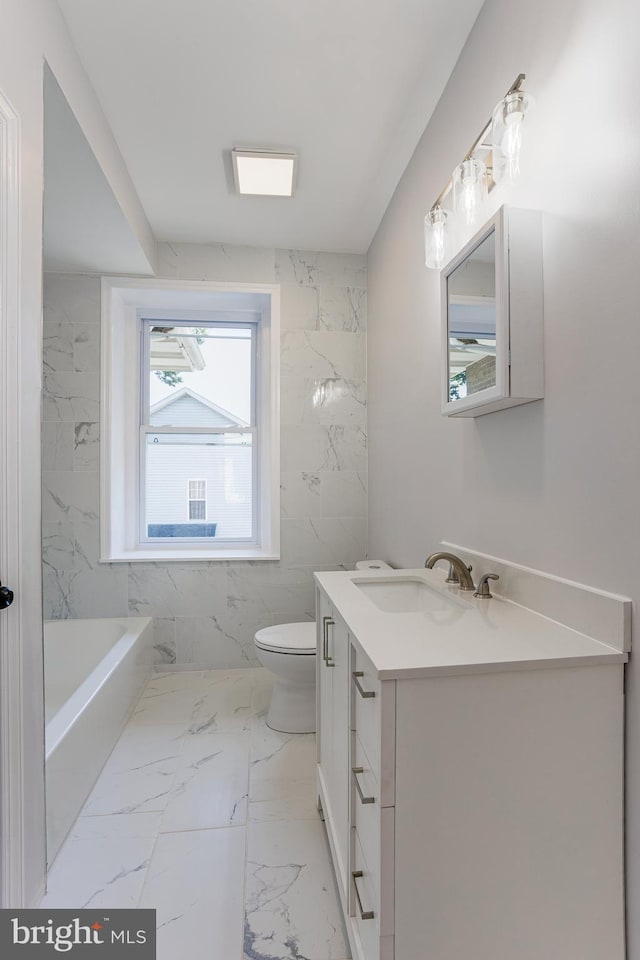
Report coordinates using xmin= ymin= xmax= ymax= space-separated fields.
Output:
xmin=441 ymin=205 xmax=543 ymax=417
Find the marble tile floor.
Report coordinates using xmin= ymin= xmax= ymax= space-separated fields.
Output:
xmin=41 ymin=668 xmax=351 ymax=960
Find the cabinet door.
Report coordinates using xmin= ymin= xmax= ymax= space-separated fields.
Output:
xmin=329 ymin=614 xmax=350 ymax=895
xmin=317 ymin=589 xmax=334 ymax=801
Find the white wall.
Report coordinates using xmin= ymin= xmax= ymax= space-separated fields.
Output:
xmin=367 ymin=0 xmax=640 ymax=952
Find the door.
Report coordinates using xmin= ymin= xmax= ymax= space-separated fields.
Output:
xmin=0 ymin=86 xmax=46 ymax=907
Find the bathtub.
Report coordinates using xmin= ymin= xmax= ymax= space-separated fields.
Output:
xmin=44 ymin=617 xmax=153 ymax=864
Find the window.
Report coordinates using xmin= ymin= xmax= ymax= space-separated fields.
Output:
xmin=101 ymin=279 xmax=280 ymax=561
xmin=188 ymin=481 xmax=207 ymax=521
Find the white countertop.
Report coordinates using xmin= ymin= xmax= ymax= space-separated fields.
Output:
xmin=314 ymin=568 xmax=627 ymax=680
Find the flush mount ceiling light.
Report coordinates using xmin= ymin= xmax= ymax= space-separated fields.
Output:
xmin=423 ymin=74 xmax=532 ymax=270
xmin=232 ymin=149 xmax=297 ymax=197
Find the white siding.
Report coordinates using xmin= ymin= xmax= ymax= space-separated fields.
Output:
xmin=146 ymin=443 xmax=253 ymax=539
xmin=150 ymin=393 xmax=240 ymax=428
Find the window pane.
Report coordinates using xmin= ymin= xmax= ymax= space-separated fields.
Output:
xmin=188 ymin=479 xmax=206 ymax=500
xmin=188 ymin=500 xmax=206 ymax=520
xmin=148 ymin=325 xmax=253 ymax=427
xmin=145 ymin=433 xmax=253 ymax=540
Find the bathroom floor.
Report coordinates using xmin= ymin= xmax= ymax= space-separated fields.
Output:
xmin=41 ymin=668 xmax=350 ymax=960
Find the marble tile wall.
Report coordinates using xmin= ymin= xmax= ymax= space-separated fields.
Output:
xmin=42 ymin=244 xmax=367 ymax=667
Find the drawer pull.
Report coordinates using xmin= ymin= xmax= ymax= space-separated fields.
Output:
xmin=353 ymin=670 xmax=375 ymax=698
xmin=352 ymin=870 xmax=375 ymax=920
xmin=322 ymin=616 xmax=335 ymax=667
xmin=352 ymin=766 xmax=375 ymax=804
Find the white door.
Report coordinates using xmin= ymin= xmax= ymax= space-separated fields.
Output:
xmin=0 ymin=87 xmax=46 ymax=907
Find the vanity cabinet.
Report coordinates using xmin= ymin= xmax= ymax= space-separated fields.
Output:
xmin=315 ymin=581 xmax=626 ymax=960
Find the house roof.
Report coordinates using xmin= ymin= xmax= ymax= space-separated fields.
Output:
xmin=149 ymin=387 xmax=247 ymax=427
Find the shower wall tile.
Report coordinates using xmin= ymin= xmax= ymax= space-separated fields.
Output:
xmin=73 ymin=324 xmax=100 ymax=373
xmin=175 ymin=615 xmax=258 ymax=669
xmin=152 ymin=618 xmax=177 ymax=665
xmin=43 ymin=322 xmax=74 ymax=372
xmin=43 ymin=273 xmax=101 ymax=325
xmin=42 ymin=422 xmax=74 ymax=471
xmin=157 ymin=241 xmax=275 ymax=283
xmin=43 ymin=371 xmax=100 ymax=422
xmin=281 ymin=330 xmax=366 ymax=379
xmin=320 ymin=469 xmax=367 ymax=518
xmin=281 ymin=377 xmax=366 ymax=426
xmin=319 ymin=285 xmax=367 ymax=332
xmin=309 ymin=378 xmax=366 ymax=425
xmin=42 ymin=564 xmax=129 ymax=621
xmin=42 ymin=471 xmax=99 ymax=525
xmin=280 ymin=283 xmax=319 ymax=330
xmin=280 ymin=471 xmax=322 ymax=520
xmin=42 ymin=248 xmax=367 ymax=667
xmin=127 ymin=564 xmax=227 ymax=618
xmin=280 ymin=518 xmax=367 ymax=566
xmin=74 ymin=422 xmax=100 ymax=471
xmin=281 ymin=424 xmax=366 ymax=474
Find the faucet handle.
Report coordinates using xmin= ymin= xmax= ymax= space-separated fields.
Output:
xmin=474 ymin=573 xmax=499 ymax=599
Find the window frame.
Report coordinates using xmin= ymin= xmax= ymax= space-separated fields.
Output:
xmin=100 ymin=278 xmax=280 ymax=562
xmin=139 ymin=316 xmax=258 ymax=546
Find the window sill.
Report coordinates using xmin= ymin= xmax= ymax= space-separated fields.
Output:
xmin=101 ymin=547 xmax=281 ymax=563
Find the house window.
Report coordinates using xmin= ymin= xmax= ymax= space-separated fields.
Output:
xmin=188 ymin=480 xmax=207 ymax=521
xmin=100 ymin=279 xmax=280 ymax=561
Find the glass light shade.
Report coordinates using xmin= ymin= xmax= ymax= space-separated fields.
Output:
xmin=452 ymin=158 xmax=488 ymax=227
xmin=491 ymin=91 xmax=530 ymax=182
xmin=424 ymin=207 xmax=448 ymax=269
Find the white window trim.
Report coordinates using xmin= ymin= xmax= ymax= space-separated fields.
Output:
xmin=100 ymin=277 xmax=280 ymax=562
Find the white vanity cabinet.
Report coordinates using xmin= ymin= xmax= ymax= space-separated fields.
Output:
xmin=315 ymin=575 xmax=627 ymax=960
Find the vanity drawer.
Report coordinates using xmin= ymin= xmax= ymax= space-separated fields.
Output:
xmin=351 ymin=643 xmax=395 ymax=806
xmin=351 ymin=831 xmax=394 ymax=960
xmin=352 ymin=736 xmax=395 ymax=936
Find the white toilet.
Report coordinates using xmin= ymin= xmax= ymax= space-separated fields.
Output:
xmin=254 ymin=561 xmax=391 ymax=734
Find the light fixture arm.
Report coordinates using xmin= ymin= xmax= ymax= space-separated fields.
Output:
xmin=429 ymin=73 xmax=526 ymax=214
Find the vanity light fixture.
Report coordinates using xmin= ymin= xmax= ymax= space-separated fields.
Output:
xmin=424 ymin=206 xmax=448 ymax=269
xmin=491 ymin=89 xmax=531 ymax=182
xmin=452 ymin=157 xmax=488 ymax=226
xmin=232 ymin=148 xmax=297 ymax=197
xmin=423 ymin=73 xmax=530 ymax=270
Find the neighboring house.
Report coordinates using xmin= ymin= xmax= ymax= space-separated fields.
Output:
xmin=146 ymin=388 xmax=252 ymax=539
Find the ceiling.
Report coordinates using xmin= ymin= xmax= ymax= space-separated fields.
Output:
xmin=55 ymin=0 xmax=485 ymax=255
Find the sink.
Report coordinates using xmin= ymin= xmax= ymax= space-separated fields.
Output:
xmin=354 ymin=577 xmax=460 ymax=613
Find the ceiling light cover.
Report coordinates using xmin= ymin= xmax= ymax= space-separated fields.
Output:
xmin=232 ymin=149 xmax=297 ymax=197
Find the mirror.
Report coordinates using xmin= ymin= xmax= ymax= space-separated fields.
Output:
xmin=446 ymin=229 xmax=496 ymax=401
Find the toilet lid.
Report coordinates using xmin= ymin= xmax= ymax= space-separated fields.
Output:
xmin=255 ymin=622 xmax=316 ymax=655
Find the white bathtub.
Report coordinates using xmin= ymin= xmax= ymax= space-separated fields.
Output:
xmin=44 ymin=617 xmax=153 ymax=864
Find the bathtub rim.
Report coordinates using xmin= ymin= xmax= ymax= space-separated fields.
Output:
xmin=44 ymin=616 xmax=152 ymax=759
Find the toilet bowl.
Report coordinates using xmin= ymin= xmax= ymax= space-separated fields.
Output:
xmin=254 ymin=622 xmax=317 ymax=733
xmin=254 ymin=562 xmax=391 ymax=734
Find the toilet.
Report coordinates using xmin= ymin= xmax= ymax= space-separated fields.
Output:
xmin=254 ymin=561 xmax=391 ymax=734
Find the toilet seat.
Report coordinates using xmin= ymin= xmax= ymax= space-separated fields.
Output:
xmin=254 ymin=622 xmax=316 ymax=655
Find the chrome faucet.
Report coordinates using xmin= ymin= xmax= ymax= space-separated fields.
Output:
xmin=424 ymin=552 xmax=475 ymax=591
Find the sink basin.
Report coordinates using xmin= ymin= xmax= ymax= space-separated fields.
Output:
xmin=354 ymin=577 xmax=459 ymax=613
